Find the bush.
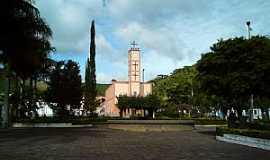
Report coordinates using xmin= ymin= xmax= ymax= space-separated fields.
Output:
xmin=229 ymin=119 xmax=270 ymax=131
xmin=245 ymin=121 xmax=270 ymax=131
xmin=217 ymin=127 xmax=270 ymax=140
xmin=13 ymin=116 xmax=107 ymax=124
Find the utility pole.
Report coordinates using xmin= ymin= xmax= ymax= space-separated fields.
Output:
xmin=246 ymin=21 xmax=254 ymax=121
xmin=250 ymin=93 xmax=254 ymax=122
xmin=142 ymin=68 xmax=145 ymax=96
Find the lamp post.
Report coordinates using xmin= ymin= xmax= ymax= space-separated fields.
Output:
xmin=142 ymin=68 xmax=145 ymax=96
xmin=246 ymin=21 xmax=251 ymax=39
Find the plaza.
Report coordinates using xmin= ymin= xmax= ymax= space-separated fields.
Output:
xmin=0 ymin=127 xmax=269 ymax=160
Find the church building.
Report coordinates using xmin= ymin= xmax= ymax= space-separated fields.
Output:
xmin=103 ymin=42 xmax=152 ymax=117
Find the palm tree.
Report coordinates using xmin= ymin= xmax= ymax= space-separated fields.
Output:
xmin=0 ymin=0 xmax=53 ymax=127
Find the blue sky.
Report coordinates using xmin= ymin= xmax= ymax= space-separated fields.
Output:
xmin=36 ymin=0 xmax=270 ymax=83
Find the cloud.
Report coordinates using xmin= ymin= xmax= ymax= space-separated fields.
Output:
xmin=36 ymin=0 xmax=103 ymax=54
xmin=114 ymin=22 xmax=186 ymax=60
xmin=36 ymin=0 xmax=270 ymax=83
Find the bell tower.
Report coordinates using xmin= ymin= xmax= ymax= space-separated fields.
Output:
xmin=128 ymin=41 xmax=141 ymax=96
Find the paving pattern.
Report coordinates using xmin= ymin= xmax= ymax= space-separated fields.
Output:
xmin=0 ymin=127 xmax=269 ymax=160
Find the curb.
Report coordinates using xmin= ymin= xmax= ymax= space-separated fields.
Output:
xmin=216 ymin=134 xmax=270 ymax=151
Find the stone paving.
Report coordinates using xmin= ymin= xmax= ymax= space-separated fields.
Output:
xmin=0 ymin=127 xmax=269 ymax=160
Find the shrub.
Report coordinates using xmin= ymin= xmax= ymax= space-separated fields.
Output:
xmin=217 ymin=127 xmax=270 ymax=140
xmin=13 ymin=116 xmax=107 ymax=124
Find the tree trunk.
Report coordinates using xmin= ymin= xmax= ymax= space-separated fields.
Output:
xmin=148 ymin=109 xmax=153 ymax=119
xmin=29 ymin=76 xmax=33 ymax=109
xmin=22 ymin=79 xmax=25 ymax=102
xmin=120 ymin=109 xmax=123 ymax=118
xmin=1 ymin=65 xmax=10 ymax=128
xmin=21 ymin=79 xmax=26 ymax=118
xmin=10 ymin=76 xmax=19 ymax=122
xmin=144 ymin=110 xmax=147 ymax=117
xmin=34 ymin=74 xmax=37 ymax=100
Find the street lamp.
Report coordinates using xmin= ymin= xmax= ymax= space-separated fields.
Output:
xmin=246 ymin=21 xmax=251 ymax=39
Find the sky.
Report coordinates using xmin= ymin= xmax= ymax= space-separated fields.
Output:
xmin=36 ymin=0 xmax=270 ymax=84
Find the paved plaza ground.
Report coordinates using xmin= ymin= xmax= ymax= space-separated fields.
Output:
xmin=0 ymin=127 xmax=269 ymax=160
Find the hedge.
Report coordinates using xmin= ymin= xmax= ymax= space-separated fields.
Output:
xmin=13 ymin=117 xmax=107 ymax=124
xmin=217 ymin=127 xmax=270 ymax=140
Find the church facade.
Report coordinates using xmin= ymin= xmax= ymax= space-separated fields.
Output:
xmin=103 ymin=43 xmax=152 ymax=117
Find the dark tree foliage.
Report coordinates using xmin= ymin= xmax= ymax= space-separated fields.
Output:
xmin=152 ymin=66 xmax=201 ymax=116
xmin=47 ymin=60 xmax=82 ymax=118
xmin=0 ymin=0 xmax=53 ymax=125
xmin=117 ymin=95 xmax=161 ymax=118
xmin=144 ymin=94 xmax=161 ymax=117
xmin=0 ymin=0 xmax=53 ymax=79
xmin=117 ymin=95 xmax=129 ymax=117
xmin=84 ymin=20 xmax=97 ymax=114
xmin=197 ymin=36 xmax=270 ymax=113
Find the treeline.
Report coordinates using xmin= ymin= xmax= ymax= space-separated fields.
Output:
xmin=153 ymin=36 xmax=270 ymax=118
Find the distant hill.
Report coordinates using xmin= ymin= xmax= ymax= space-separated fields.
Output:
xmin=96 ymin=83 xmax=110 ymax=96
xmin=0 ymin=74 xmax=110 ymax=97
xmin=82 ymin=83 xmax=110 ymax=96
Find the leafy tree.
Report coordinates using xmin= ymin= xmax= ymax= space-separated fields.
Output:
xmin=153 ymin=66 xmax=197 ymax=116
xmin=117 ymin=95 xmax=129 ymax=117
xmin=0 ymin=0 xmax=53 ymax=127
xmin=84 ymin=20 xmax=97 ymax=114
xmin=0 ymin=0 xmax=53 ymax=80
xmin=117 ymin=95 xmax=160 ymax=118
xmin=46 ymin=60 xmax=82 ymax=118
xmin=197 ymin=36 xmax=270 ymax=114
xmin=144 ymin=94 xmax=161 ymax=118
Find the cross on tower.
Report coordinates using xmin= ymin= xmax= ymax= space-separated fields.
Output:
xmin=130 ymin=41 xmax=138 ymax=48
xmin=133 ymin=72 xmax=138 ymax=81
xmin=132 ymin=61 xmax=139 ymax=80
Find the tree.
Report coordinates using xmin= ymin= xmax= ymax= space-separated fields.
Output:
xmin=153 ymin=66 xmax=197 ymax=117
xmin=196 ymin=36 xmax=270 ymax=114
xmin=117 ymin=95 xmax=160 ymax=118
xmin=46 ymin=60 xmax=82 ymax=118
xmin=144 ymin=94 xmax=160 ymax=118
xmin=117 ymin=95 xmax=129 ymax=117
xmin=84 ymin=20 xmax=97 ymax=114
xmin=0 ymin=0 xmax=53 ymax=127
xmin=0 ymin=0 xmax=53 ymax=79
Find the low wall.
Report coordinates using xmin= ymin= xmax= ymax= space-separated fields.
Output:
xmin=97 ymin=124 xmax=193 ymax=132
xmin=95 ymin=120 xmax=194 ymax=132
xmin=106 ymin=120 xmax=194 ymax=125
xmin=195 ymin=125 xmax=227 ymax=132
xmin=216 ymin=134 xmax=270 ymax=151
xmin=12 ymin=123 xmax=93 ymax=128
